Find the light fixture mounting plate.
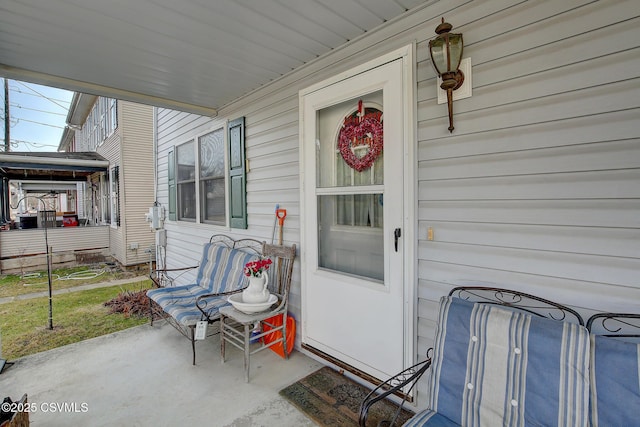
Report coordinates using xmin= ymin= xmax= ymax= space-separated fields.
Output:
xmin=437 ymin=57 xmax=472 ymax=105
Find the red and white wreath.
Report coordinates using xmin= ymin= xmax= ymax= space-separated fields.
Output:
xmin=337 ymin=101 xmax=383 ymax=172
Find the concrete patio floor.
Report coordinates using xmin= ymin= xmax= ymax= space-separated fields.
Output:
xmin=0 ymin=322 xmax=323 ymax=426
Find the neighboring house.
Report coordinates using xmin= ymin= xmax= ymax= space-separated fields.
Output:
xmin=59 ymin=94 xmax=155 ymax=268
xmin=152 ymin=1 xmax=640 ymax=408
xmin=0 ymin=151 xmax=110 ymax=273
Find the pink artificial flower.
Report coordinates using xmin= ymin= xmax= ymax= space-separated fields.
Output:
xmin=244 ymin=258 xmax=273 ymax=277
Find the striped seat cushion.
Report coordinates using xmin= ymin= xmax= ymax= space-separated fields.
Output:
xmin=147 ymin=285 xmax=233 ymax=327
xmin=402 ymin=409 xmax=459 ymax=427
xmin=147 ymin=284 xmax=209 ymax=310
xmin=425 ymin=296 xmax=590 ymax=427
xmin=161 ymin=295 xmax=231 ymax=327
xmin=589 ymin=334 xmax=640 ymax=427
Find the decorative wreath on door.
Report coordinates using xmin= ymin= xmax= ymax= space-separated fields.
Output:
xmin=337 ymin=100 xmax=383 ymax=172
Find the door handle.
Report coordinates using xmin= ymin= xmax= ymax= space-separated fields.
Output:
xmin=394 ymin=228 xmax=401 ymax=252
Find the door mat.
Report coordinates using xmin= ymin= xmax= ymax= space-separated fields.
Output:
xmin=279 ymin=366 xmax=414 ymax=426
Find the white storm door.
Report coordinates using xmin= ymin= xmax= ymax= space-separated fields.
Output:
xmin=301 ymin=55 xmax=411 ymax=381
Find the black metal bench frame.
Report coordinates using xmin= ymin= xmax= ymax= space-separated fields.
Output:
xmin=587 ymin=312 xmax=640 ymax=338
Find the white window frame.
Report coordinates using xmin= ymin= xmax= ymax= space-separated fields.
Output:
xmin=198 ymin=127 xmax=226 ymax=226
xmin=174 ymin=124 xmax=229 ymax=227
xmin=80 ymin=97 xmax=118 ymax=151
xmin=99 ymin=173 xmax=109 ymax=225
xmin=109 ymin=165 xmax=120 ymax=229
xmin=176 ymin=140 xmax=196 ymax=222
xmin=107 ymin=99 xmax=117 ymax=138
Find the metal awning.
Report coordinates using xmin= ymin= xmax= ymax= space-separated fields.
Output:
xmin=0 ymin=152 xmax=109 ymax=181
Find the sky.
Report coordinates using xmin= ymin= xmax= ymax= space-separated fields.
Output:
xmin=1 ymin=78 xmax=74 ymax=153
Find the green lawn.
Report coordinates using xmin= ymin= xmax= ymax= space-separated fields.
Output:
xmin=0 ymin=280 xmax=152 ymax=360
xmin=0 ymin=265 xmax=144 ymax=299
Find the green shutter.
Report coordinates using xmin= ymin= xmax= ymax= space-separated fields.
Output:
xmin=168 ymin=149 xmax=176 ymax=221
xmin=228 ymin=117 xmax=247 ymax=229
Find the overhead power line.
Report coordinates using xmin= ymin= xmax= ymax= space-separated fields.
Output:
xmin=10 ymin=103 xmax=67 ymax=116
xmin=15 ymin=81 xmax=70 ymax=111
xmin=8 ymin=87 xmax=71 ymax=105
xmin=11 ymin=116 xmax=66 ymax=129
xmin=12 ymin=139 xmax=60 ymax=149
xmin=0 ymin=138 xmax=59 ymax=151
xmin=11 ymin=82 xmax=71 ymax=110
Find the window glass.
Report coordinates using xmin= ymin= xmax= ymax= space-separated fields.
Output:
xmin=99 ymin=173 xmax=110 ymax=224
xmin=109 ymin=99 xmax=117 ymax=134
xmin=99 ymin=102 xmax=106 ymax=145
xmin=177 ymin=141 xmax=196 ymax=220
xmin=199 ymin=129 xmax=225 ymax=224
xmin=109 ymin=166 xmax=120 ymax=227
xmin=316 ymin=92 xmax=384 ymax=188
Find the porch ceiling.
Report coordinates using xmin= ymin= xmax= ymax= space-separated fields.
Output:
xmin=0 ymin=0 xmax=429 ymax=116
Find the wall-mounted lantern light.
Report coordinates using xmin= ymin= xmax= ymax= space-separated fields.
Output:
xmin=429 ymin=18 xmax=464 ymax=133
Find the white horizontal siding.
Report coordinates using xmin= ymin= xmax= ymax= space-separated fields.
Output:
xmin=415 ymin=0 xmax=640 ymax=356
xmin=155 ymin=0 xmax=640 ymax=408
xmin=0 ymin=227 xmax=109 ymax=257
xmin=421 ymin=199 xmax=640 ymax=228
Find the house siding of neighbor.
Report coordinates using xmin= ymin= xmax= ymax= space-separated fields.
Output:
xmin=115 ymin=101 xmax=156 ymax=266
xmin=155 ymin=1 xmax=639 ymax=407
xmin=67 ymin=98 xmax=156 ymax=268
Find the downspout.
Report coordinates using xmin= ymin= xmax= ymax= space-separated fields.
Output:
xmin=3 ymin=79 xmax=10 ymax=225
xmin=153 ymin=107 xmax=158 ymax=201
xmin=152 ymin=107 xmax=160 ymax=270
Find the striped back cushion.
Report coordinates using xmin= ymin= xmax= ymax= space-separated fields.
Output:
xmin=429 ymin=296 xmax=590 ymax=427
xmin=196 ymin=243 xmax=254 ymax=293
xmin=196 ymin=243 xmax=229 ymax=291
xmin=589 ymin=334 xmax=640 ymax=427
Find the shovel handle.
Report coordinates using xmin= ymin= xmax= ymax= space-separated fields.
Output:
xmin=276 ymin=209 xmax=287 ymax=226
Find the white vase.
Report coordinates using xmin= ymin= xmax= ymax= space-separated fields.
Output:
xmin=242 ymin=272 xmax=269 ymax=304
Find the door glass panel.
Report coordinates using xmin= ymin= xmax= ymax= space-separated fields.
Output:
xmin=318 ymin=194 xmax=384 ymax=281
xmin=316 ymin=91 xmax=383 ymax=188
xmin=335 ymin=194 xmax=383 ymax=228
xmin=315 ymin=90 xmax=385 ymax=282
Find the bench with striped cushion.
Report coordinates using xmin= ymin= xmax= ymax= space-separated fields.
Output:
xmin=147 ymin=237 xmax=261 ymax=364
xmin=405 ymin=296 xmax=590 ymax=427
xmin=148 ymin=243 xmax=256 ymax=327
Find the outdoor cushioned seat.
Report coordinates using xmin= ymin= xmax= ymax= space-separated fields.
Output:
xmin=589 ymin=334 xmax=640 ymax=427
xmin=403 ymin=410 xmax=460 ymax=427
xmin=406 ymin=296 xmax=590 ymax=427
xmin=150 ymin=292 xmax=214 ymax=326
xmin=147 ymin=242 xmax=256 ymax=327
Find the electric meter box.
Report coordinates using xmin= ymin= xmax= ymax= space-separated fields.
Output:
xmin=146 ymin=205 xmax=165 ymax=230
xmin=156 ymin=229 xmax=167 ymax=247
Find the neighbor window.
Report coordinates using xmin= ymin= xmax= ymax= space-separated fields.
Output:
xmin=109 ymin=165 xmax=120 ymax=227
xmin=81 ymin=97 xmax=118 ymax=150
xmin=99 ymin=174 xmax=109 ymax=224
